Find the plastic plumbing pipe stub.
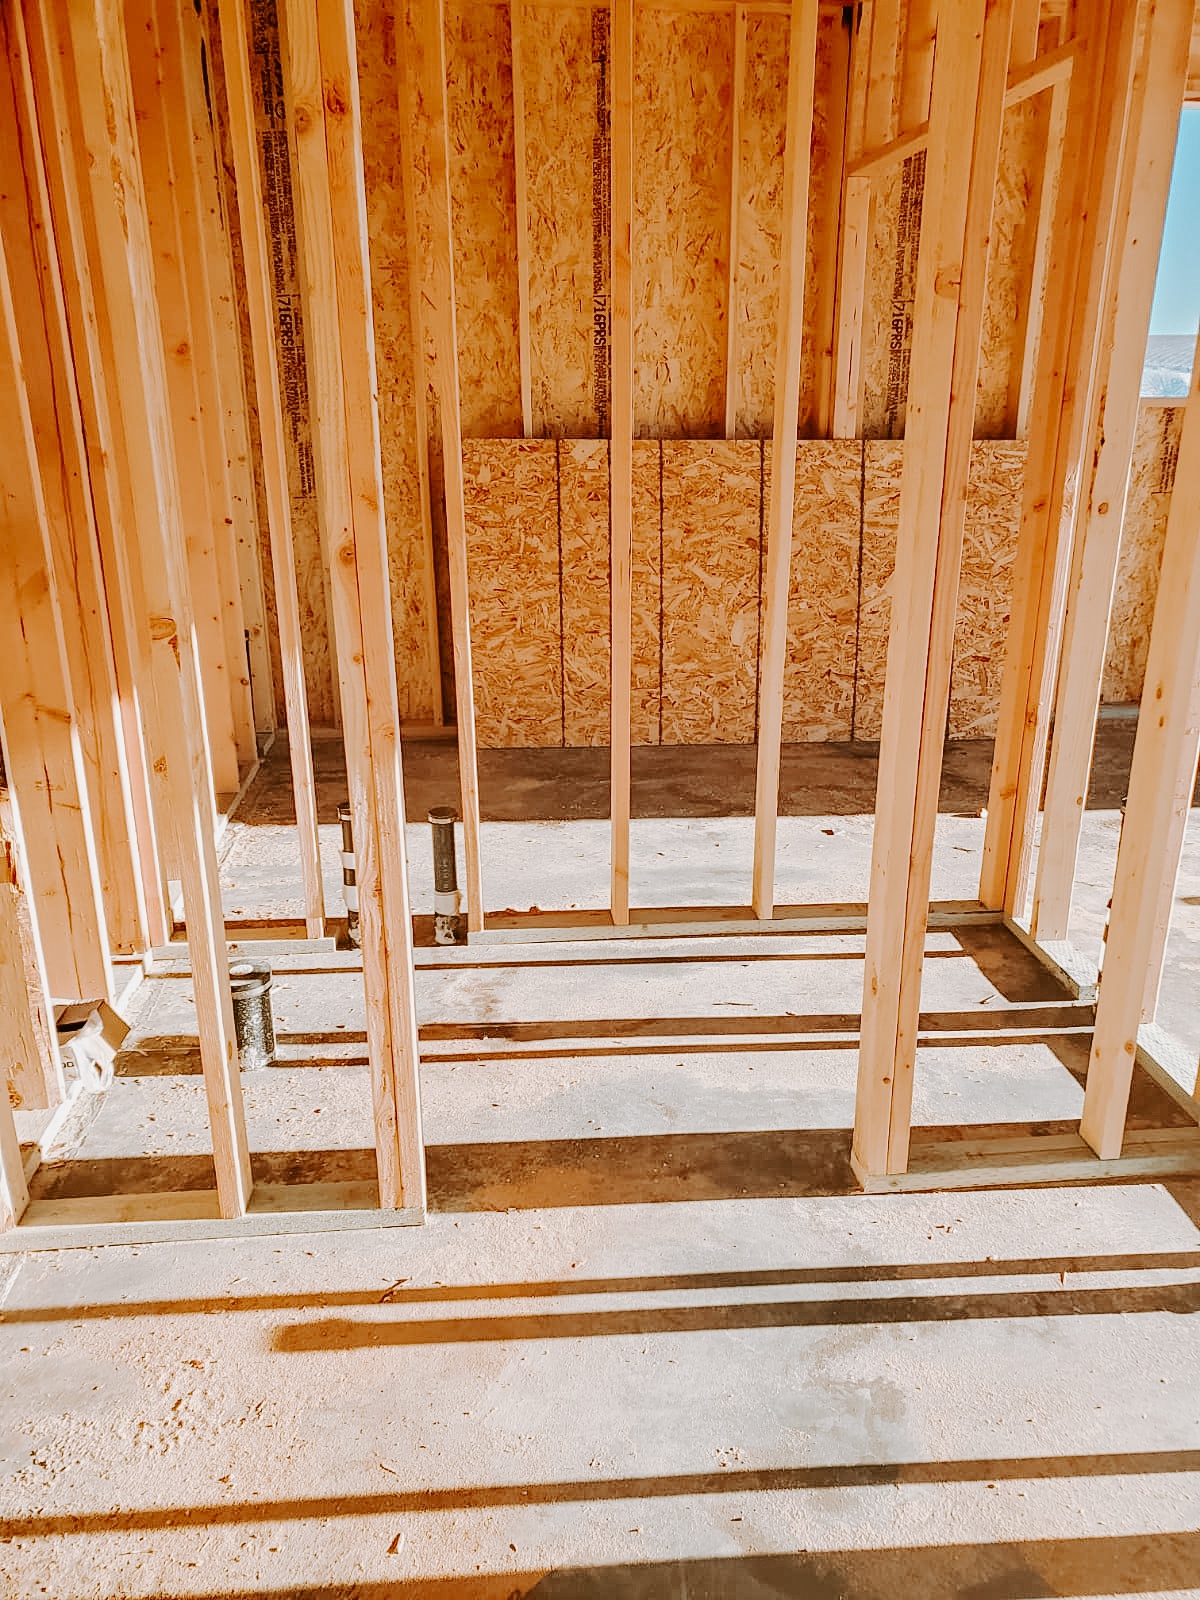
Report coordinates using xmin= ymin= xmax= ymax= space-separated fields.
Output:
xmin=229 ymin=958 xmax=276 ymax=1071
xmin=427 ymin=807 xmax=461 ymax=945
xmin=338 ymin=800 xmax=361 ymax=948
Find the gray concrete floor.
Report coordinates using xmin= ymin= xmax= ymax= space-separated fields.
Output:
xmin=3 ymin=728 xmax=1200 ymax=1597
xmin=219 ymin=722 xmax=1200 ymax=1068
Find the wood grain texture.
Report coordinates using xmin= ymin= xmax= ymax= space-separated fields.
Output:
xmin=464 ymin=439 xmax=562 ymax=746
xmin=661 ymin=440 xmax=760 ymax=743
xmin=1103 ymin=402 xmax=1184 ymax=705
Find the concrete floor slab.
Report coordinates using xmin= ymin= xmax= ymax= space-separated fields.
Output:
xmin=2 ymin=1182 xmax=1199 ymax=1597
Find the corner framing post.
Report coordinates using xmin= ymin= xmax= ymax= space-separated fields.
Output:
xmin=750 ymin=0 xmax=820 ymax=919
xmin=853 ymin=0 xmax=1014 ymax=1181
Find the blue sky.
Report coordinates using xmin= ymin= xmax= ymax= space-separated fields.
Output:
xmin=1150 ymin=105 xmax=1200 ymax=337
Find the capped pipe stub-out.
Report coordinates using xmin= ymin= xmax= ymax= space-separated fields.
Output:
xmin=229 ymin=958 xmax=275 ymax=1070
xmin=427 ymin=807 xmax=461 ymax=944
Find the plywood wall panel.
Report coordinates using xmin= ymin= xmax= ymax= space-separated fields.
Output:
xmin=949 ymin=443 xmax=1023 ymax=736
xmin=1103 ymin=401 xmax=1184 ymax=705
xmin=633 ymin=10 xmax=731 ymax=438
xmin=561 ymin=438 xmax=609 ymax=743
xmin=779 ymin=441 xmax=861 ymax=741
xmin=521 ymin=3 xmax=604 ymax=439
xmin=463 ymin=440 xmax=561 ymax=745
xmin=356 ymin=0 xmax=440 ymax=722
xmin=660 ymin=441 xmax=760 ymax=744
xmin=446 ymin=1 xmax=523 ymax=437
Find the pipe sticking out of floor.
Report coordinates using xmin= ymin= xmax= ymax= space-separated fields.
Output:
xmin=428 ymin=807 xmax=461 ymax=945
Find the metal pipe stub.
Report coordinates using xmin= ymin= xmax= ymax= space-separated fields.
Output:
xmin=229 ymin=958 xmax=275 ymax=1071
xmin=338 ymin=801 xmax=360 ymax=947
xmin=428 ymin=807 xmax=461 ymax=945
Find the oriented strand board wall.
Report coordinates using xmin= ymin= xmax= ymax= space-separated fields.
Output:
xmin=519 ymin=4 xmax=604 ymax=438
xmin=356 ymin=0 xmax=442 ymax=723
xmin=797 ymin=10 xmax=848 ymax=438
xmin=949 ymin=444 xmax=1023 ymax=736
xmin=248 ymin=0 xmax=338 ymax=724
xmin=631 ymin=440 xmax=663 ymax=745
xmin=974 ymin=99 xmax=1041 ymax=439
xmin=1103 ymin=402 xmax=1184 ymax=704
xmin=857 ymin=441 xmax=1022 ymax=740
xmin=238 ymin=7 xmax=1176 ymax=747
xmin=463 ymin=441 xmax=561 ymax=745
xmin=660 ymin=442 xmax=761 ymax=742
xmin=730 ymin=12 xmax=787 ymax=438
xmin=560 ymin=440 xmax=610 ymax=743
xmin=856 ymin=442 xmax=903 ymax=737
xmin=633 ymin=11 xmax=732 ymax=437
xmin=780 ymin=442 xmax=861 ymax=741
xmin=445 ymin=2 xmax=523 ymax=437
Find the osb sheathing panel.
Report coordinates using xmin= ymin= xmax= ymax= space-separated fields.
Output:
xmin=775 ymin=441 xmax=861 ymax=741
xmin=561 ymin=440 xmax=609 ymax=742
xmin=445 ymin=3 xmax=524 ymax=436
xmin=731 ymin=13 xmax=786 ymax=439
xmin=356 ymin=0 xmax=440 ymax=722
xmin=633 ymin=11 xmax=731 ymax=438
xmin=860 ymin=154 xmax=925 ymax=441
xmin=1103 ymin=402 xmax=1184 ymax=704
xmin=949 ymin=443 xmax=1023 ymax=736
xmin=858 ymin=442 xmax=1025 ymax=739
xmin=558 ymin=440 xmax=661 ymax=745
xmin=660 ymin=441 xmax=760 ymax=744
xmin=520 ymin=4 xmax=603 ymax=439
xmin=249 ymin=0 xmax=337 ymax=724
xmin=632 ymin=440 xmax=663 ymax=744
xmin=797 ymin=11 xmax=847 ymax=438
xmin=463 ymin=440 xmax=561 ymax=746
xmin=974 ymin=99 xmax=1040 ymax=439
xmin=856 ymin=441 xmax=902 ymax=737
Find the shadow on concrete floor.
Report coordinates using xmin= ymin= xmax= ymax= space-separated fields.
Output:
xmin=103 ymin=1524 xmax=1200 ymax=1598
